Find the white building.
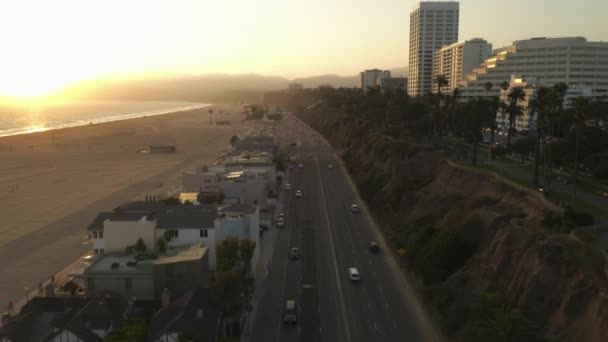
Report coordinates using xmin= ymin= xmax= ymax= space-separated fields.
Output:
xmin=88 ymin=201 xmax=260 ymax=271
xmin=460 ymin=37 xmax=608 ymax=101
xmin=408 ymin=1 xmax=460 ymax=97
xmin=496 ymin=76 xmax=539 ymax=133
xmin=360 ymin=69 xmax=391 ymax=92
xmin=380 ymin=77 xmax=408 ymax=93
xmin=432 ymin=38 xmax=492 ymax=94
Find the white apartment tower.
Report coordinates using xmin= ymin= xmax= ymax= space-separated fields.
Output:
xmin=360 ymin=69 xmax=391 ymax=92
xmin=408 ymin=1 xmax=460 ymax=97
xmin=460 ymin=37 xmax=608 ymax=101
xmin=432 ymin=38 xmax=492 ymax=94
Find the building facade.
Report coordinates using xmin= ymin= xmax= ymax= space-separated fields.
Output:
xmin=496 ymin=76 xmax=539 ymax=133
xmin=460 ymin=37 xmax=608 ymax=101
xmin=432 ymin=38 xmax=492 ymax=94
xmin=360 ymin=69 xmax=391 ymax=91
xmin=408 ymin=1 xmax=459 ymax=97
xmin=380 ymin=77 xmax=408 ymax=93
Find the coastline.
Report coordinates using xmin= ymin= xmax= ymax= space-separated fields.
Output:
xmin=0 ymin=101 xmax=213 ymax=138
xmin=0 ymin=104 xmax=254 ymax=306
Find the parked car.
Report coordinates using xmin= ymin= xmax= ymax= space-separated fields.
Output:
xmin=289 ymin=247 xmax=300 ymax=260
xmin=369 ymin=242 xmax=380 ymax=253
xmin=328 ymin=164 xmax=333 ymax=169
xmin=351 ymin=204 xmax=360 ymax=213
xmin=298 ymin=163 xmax=304 ymax=168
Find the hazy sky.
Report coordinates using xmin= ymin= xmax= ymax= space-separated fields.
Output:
xmin=1 ymin=0 xmax=607 ymax=97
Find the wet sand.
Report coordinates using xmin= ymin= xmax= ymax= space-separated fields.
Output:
xmin=0 ymin=105 xmax=254 ymax=305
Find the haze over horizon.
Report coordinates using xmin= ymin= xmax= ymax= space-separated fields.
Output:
xmin=1 ymin=0 xmax=607 ymax=98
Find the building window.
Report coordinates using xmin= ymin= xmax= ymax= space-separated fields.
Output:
xmin=92 ymin=231 xmax=98 ymax=239
xmin=167 ymin=229 xmax=179 ymax=238
xmin=99 ymin=231 xmax=103 ymax=239
xmin=200 ymin=229 xmax=208 ymax=238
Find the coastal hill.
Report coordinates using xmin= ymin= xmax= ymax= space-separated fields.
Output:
xmin=58 ymin=68 xmax=407 ymax=102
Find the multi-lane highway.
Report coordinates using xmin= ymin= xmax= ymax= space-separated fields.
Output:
xmin=251 ymin=116 xmax=438 ymax=342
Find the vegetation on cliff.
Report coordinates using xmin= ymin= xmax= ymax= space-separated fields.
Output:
xmin=264 ymin=87 xmax=608 ymax=341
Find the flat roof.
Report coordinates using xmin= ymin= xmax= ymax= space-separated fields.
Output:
xmin=154 ymin=245 xmax=208 ymax=265
xmin=88 ymin=212 xmax=154 ymax=230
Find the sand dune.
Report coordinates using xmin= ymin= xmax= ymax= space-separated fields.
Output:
xmin=0 ymin=105 xmax=256 ymax=305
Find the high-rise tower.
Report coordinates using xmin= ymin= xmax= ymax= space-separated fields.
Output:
xmin=408 ymin=1 xmax=459 ymax=97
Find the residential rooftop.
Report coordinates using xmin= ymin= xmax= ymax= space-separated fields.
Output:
xmin=88 ymin=212 xmax=155 ymax=231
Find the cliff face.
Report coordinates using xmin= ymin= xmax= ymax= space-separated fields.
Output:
xmin=298 ymin=103 xmax=608 ymax=341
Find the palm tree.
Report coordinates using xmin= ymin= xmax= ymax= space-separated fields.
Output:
xmin=572 ymin=96 xmax=590 ymax=197
xmin=506 ymin=86 xmax=526 ymax=150
xmin=434 ymin=74 xmax=449 ymax=96
xmin=431 ymin=75 xmax=449 ymax=138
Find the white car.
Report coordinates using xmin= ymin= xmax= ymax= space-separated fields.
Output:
xmin=295 ymin=190 xmax=303 ymax=198
xmin=298 ymin=163 xmax=304 ymax=168
xmin=328 ymin=164 xmax=333 ymax=169
xmin=284 ymin=184 xmax=292 ymax=191
xmin=277 ymin=217 xmax=285 ymax=228
xmin=351 ymin=204 xmax=360 ymax=213
xmin=348 ymin=268 xmax=360 ymax=282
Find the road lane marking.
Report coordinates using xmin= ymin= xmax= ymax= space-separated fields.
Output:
xmin=315 ymin=155 xmax=352 ymax=342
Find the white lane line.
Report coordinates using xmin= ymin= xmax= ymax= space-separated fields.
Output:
xmin=315 ymin=155 xmax=352 ymax=342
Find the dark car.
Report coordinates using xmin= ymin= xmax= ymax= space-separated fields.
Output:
xmin=369 ymin=242 xmax=380 ymax=253
xmin=289 ymin=247 xmax=300 ymax=260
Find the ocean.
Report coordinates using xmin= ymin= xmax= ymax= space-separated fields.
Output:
xmin=0 ymin=100 xmax=212 ymax=137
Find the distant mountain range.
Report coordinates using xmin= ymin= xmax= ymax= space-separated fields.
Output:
xmin=60 ymin=67 xmax=408 ymax=102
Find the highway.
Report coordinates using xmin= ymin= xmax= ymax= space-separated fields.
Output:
xmin=250 ymin=116 xmax=436 ymax=342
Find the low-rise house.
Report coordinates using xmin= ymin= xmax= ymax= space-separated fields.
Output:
xmin=87 ymin=201 xmax=260 ymax=271
xmin=0 ymin=293 xmax=132 ymax=342
xmin=147 ymin=289 xmax=220 ymax=342
xmin=83 ymin=244 xmax=210 ymax=301
xmin=216 ymin=204 xmax=260 ymax=271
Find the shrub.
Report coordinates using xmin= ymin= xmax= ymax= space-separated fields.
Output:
xmin=565 ymin=209 xmax=595 ymax=226
xmin=413 ymin=228 xmax=478 ymax=283
xmin=157 ymin=238 xmax=167 ymax=253
xmin=134 ymin=238 xmax=147 ymax=253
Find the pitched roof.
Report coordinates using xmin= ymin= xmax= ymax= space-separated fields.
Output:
xmin=114 ymin=201 xmax=166 ymax=212
xmin=147 ymin=288 xmax=220 ymax=342
xmin=157 ymin=205 xmax=217 ymax=229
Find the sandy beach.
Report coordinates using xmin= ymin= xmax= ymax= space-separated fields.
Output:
xmin=0 ymin=105 xmax=256 ymax=306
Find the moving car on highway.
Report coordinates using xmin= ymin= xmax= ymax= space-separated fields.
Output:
xmin=369 ymin=242 xmax=380 ymax=253
xmin=351 ymin=204 xmax=360 ymax=213
xmin=348 ymin=268 xmax=361 ymax=282
xmin=284 ymin=183 xmax=292 ymax=191
xmin=295 ymin=190 xmax=303 ymax=198
xmin=289 ymin=247 xmax=300 ymax=260
xmin=283 ymin=300 xmax=297 ymax=325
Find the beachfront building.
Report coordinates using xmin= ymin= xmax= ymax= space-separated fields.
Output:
xmin=408 ymin=1 xmax=460 ymax=97
xmin=216 ymin=204 xmax=260 ymax=271
xmin=360 ymin=69 xmax=391 ymax=92
xmin=432 ymin=38 xmax=492 ymax=94
xmin=82 ymin=244 xmax=210 ymax=301
xmin=380 ymin=77 xmax=408 ymax=93
xmin=87 ymin=201 xmax=260 ymax=271
xmin=0 ymin=293 xmax=133 ymax=342
xmin=459 ymin=37 xmax=608 ymax=101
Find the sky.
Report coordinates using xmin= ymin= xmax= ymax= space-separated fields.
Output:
xmin=0 ymin=0 xmax=607 ymax=97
